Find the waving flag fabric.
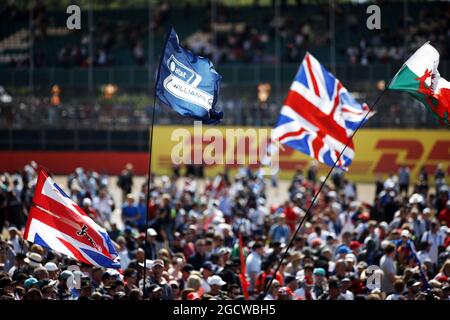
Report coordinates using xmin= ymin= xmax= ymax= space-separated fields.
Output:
xmin=24 ymin=169 xmax=120 ymax=268
xmin=155 ymin=27 xmax=223 ymax=124
xmin=388 ymin=42 xmax=450 ymax=125
xmin=272 ymin=52 xmax=371 ymax=170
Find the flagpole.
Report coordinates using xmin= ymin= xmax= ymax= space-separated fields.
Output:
xmin=142 ymin=27 xmax=171 ymax=300
xmin=261 ymin=79 xmax=393 ymax=300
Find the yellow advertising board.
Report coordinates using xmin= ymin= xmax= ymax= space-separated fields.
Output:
xmin=152 ymin=126 xmax=450 ymax=183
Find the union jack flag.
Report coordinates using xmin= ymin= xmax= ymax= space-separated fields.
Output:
xmin=24 ymin=169 xmax=120 ymax=268
xmin=272 ymin=53 xmax=371 ymax=170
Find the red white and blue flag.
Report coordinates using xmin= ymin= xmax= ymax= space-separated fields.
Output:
xmin=272 ymin=53 xmax=371 ymax=170
xmin=24 ymin=169 xmax=120 ymax=268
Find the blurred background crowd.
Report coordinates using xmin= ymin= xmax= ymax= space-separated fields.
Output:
xmin=1 ymin=161 xmax=449 ymax=300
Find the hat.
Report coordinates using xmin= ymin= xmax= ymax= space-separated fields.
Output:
xmin=147 ymin=228 xmax=157 ymax=237
xmin=358 ymin=212 xmax=370 ymax=221
xmin=8 ymin=226 xmax=19 ymax=233
xmin=401 ymin=230 xmax=411 ymax=238
xmin=44 ymin=262 xmax=58 ymax=272
xmin=278 ymin=286 xmax=294 ymax=296
xmin=152 ymin=259 xmax=164 ymax=268
xmin=336 ymin=246 xmax=351 ymax=255
xmin=357 ymin=261 xmax=368 ymax=269
xmin=345 ymin=253 xmax=357 ymax=264
xmin=82 ymin=198 xmax=92 ymax=207
xmin=311 ymin=238 xmax=322 ymax=247
xmin=207 ymin=275 xmax=226 ymax=286
xmin=313 ymin=268 xmax=326 ymax=277
xmin=37 ymin=279 xmax=57 ymax=288
xmin=187 ymin=292 xmax=200 ymax=300
xmin=182 ymin=264 xmax=194 ymax=273
xmin=59 ymin=270 xmax=73 ymax=281
xmin=218 ymin=247 xmax=231 ymax=255
xmin=349 ymin=241 xmax=362 ymax=250
xmin=24 ymin=252 xmax=43 ymax=268
xmin=327 ymin=191 xmax=337 ymax=199
xmin=24 ymin=277 xmax=39 ymax=289
xmin=202 ymin=262 xmax=214 ymax=271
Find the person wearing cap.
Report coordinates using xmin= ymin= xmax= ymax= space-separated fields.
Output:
xmin=186 ymin=291 xmax=200 ymax=300
xmin=33 ymin=266 xmax=49 ymax=281
xmin=285 ymin=251 xmax=303 ymax=275
xmin=169 ymin=280 xmax=181 ymax=299
xmin=142 ymin=228 xmax=158 ymax=260
xmin=148 ymin=259 xmax=172 ymax=300
xmin=340 ymin=278 xmax=354 ymax=300
xmin=312 ymin=267 xmax=327 ymax=298
xmin=344 ymin=253 xmax=357 ymax=273
xmin=81 ymin=197 xmax=99 ymax=221
xmin=78 ymin=276 xmax=94 ymax=300
xmin=349 ymin=240 xmax=362 ymax=255
xmin=405 ymin=279 xmax=422 ymax=300
xmin=200 ymin=262 xmax=214 ymax=293
xmin=24 ymin=277 xmax=39 ymax=291
xmin=277 ymin=286 xmax=294 ymax=300
xmin=207 ymin=275 xmax=228 ymax=299
xmin=146 ymin=283 xmax=163 ymax=300
xmin=320 ymin=277 xmax=346 ymax=300
xmin=44 ymin=262 xmax=59 ymax=280
xmin=90 ymin=266 xmax=105 ymax=294
xmin=42 ymin=284 xmax=59 ymax=300
xmin=24 ymin=252 xmax=43 ymax=270
xmin=268 ymin=214 xmax=290 ymax=244
xmin=57 ymin=270 xmax=74 ymax=300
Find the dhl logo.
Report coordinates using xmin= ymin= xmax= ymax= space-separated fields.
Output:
xmin=152 ymin=127 xmax=450 ymax=182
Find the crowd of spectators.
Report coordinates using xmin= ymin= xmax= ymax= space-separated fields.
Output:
xmin=2 ymin=2 xmax=449 ymax=69
xmin=1 ymin=160 xmax=449 ymax=300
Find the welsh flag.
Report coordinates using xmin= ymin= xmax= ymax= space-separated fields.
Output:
xmin=389 ymin=42 xmax=450 ymax=125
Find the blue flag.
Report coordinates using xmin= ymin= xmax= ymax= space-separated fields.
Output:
xmin=155 ymin=27 xmax=222 ymax=124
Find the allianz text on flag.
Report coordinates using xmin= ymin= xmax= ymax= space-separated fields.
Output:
xmin=155 ymin=27 xmax=222 ymax=124
xmin=272 ymin=52 xmax=371 ymax=171
xmin=24 ymin=169 xmax=120 ymax=268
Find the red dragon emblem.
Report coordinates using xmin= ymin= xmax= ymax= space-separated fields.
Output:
xmin=415 ymin=68 xmax=449 ymax=125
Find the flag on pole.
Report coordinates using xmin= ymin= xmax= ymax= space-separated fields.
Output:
xmin=155 ymin=27 xmax=223 ymax=124
xmin=239 ymin=233 xmax=250 ymax=299
xmin=24 ymin=169 xmax=120 ymax=268
xmin=388 ymin=42 xmax=450 ymax=125
xmin=272 ymin=52 xmax=371 ymax=171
